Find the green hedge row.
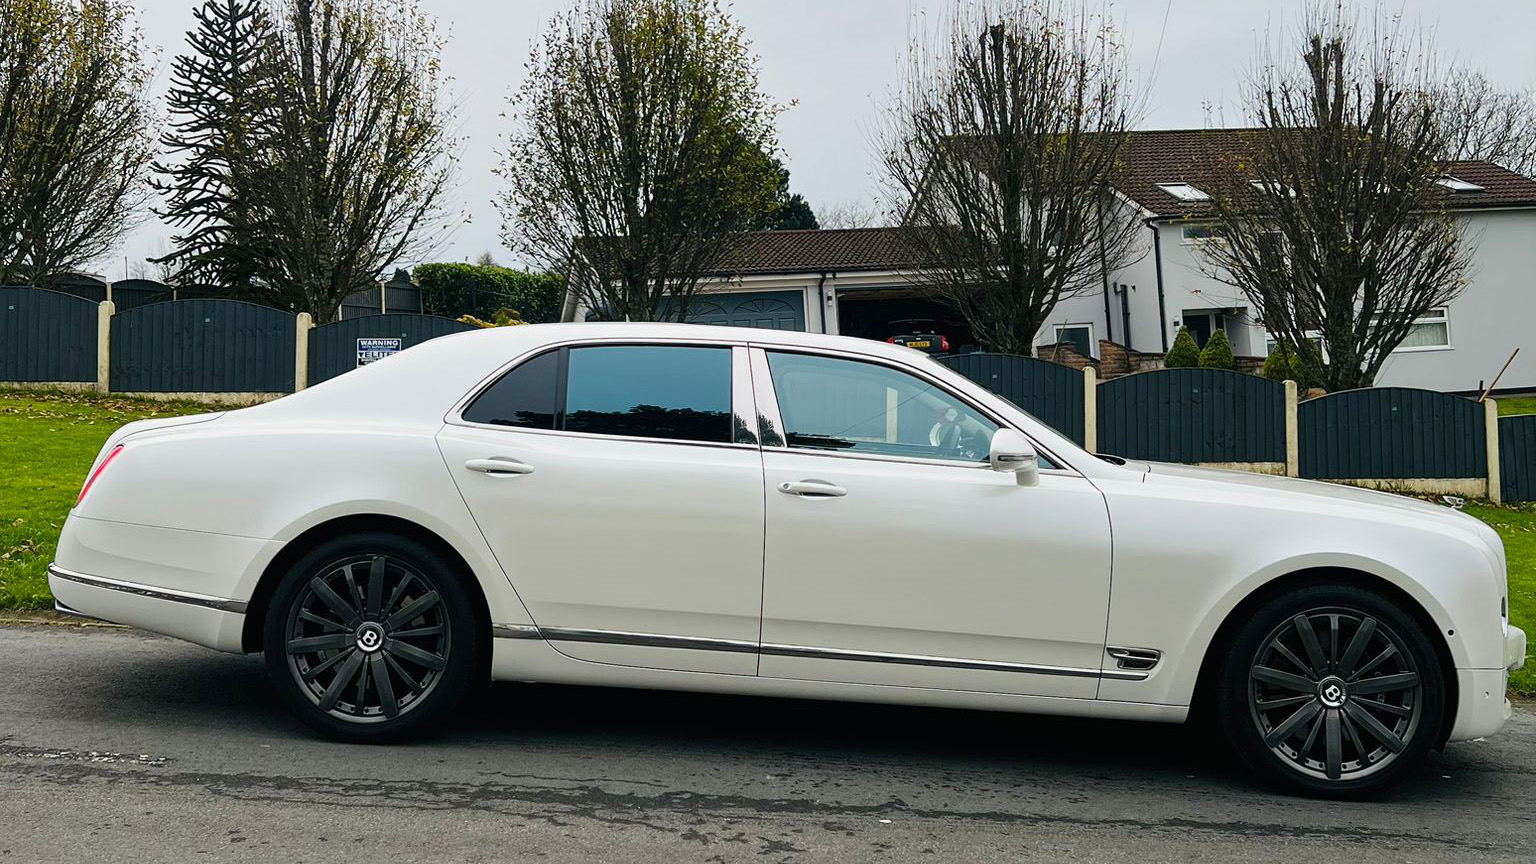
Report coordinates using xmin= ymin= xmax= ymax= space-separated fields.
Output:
xmin=414 ymin=263 xmax=564 ymax=323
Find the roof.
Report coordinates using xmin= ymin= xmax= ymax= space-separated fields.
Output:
xmin=1115 ymin=128 xmax=1536 ymax=217
xmin=700 ymin=227 xmax=923 ymax=276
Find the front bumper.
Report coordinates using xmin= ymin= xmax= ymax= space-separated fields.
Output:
xmin=1449 ymin=625 xmax=1527 ymax=742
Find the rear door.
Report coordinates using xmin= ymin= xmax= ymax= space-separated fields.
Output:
xmin=437 ymin=341 xmax=765 ymax=675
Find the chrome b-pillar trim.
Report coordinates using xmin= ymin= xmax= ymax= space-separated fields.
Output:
xmin=47 ymin=564 xmax=248 ymax=614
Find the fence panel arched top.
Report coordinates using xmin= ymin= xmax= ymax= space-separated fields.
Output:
xmin=937 ymin=352 xmax=1085 ymax=444
xmin=110 ymin=299 xmax=296 ymax=393
xmin=0 ymin=287 xmax=98 ymax=383
xmin=1298 ymin=387 xmax=1485 ymax=480
xmin=1097 ymin=368 xmax=1285 ymax=464
xmin=308 ymin=313 xmax=477 ymax=386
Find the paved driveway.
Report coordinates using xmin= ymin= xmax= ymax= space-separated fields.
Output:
xmin=1 ymin=623 xmax=1530 ymax=863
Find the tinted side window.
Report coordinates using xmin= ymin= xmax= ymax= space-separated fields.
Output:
xmin=565 ymin=345 xmax=731 ymax=443
xmin=462 ymin=349 xmax=559 ymax=429
xmin=766 ymin=351 xmax=998 ymax=463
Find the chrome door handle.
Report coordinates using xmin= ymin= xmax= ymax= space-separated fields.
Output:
xmin=778 ymin=480 xmax=847 ymax=498
xmin=464 ymin=457 xmax=534 ymax=476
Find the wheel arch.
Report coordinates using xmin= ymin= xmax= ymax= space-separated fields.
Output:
xmin=1188 ymin=566 xmax=1459 ymax=748
xmin=241 ymin=513 xmax=492 ymax=656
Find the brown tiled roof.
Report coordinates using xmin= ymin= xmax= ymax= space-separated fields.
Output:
xmin=1116 ymin=128 xmax=1536 ymax=217
xmin=701 ymin=227 xmax=923 ymax=276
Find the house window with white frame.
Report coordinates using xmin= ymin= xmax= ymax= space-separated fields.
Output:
xmin=1180 ymin=223 xmax=1227 ymax=244
xmin=1391 ymin=307 xmax=1451 ymax=351
xmin=1045 ymin=323 xmax=1093 ymax=357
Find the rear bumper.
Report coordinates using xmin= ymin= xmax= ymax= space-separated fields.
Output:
xmin=47 ymin=564 xmax=247 ymax=653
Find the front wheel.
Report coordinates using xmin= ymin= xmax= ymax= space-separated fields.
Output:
xmin=262 ymin=533 xmax=484 ymax=743
xmin=1216 ymin=584 xmax=1446 ymax=799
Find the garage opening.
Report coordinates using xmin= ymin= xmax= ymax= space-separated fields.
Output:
xmin=835 ymin=289 xmax=978 ymax=354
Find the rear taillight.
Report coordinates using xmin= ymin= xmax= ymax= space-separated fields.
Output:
xmin=76 ymin=444 xmax=123 ymax=506
xmin=940 ymin=336 xmax=950 ymax=352
xmin=886 ymin=337 xmax=897 ymax=343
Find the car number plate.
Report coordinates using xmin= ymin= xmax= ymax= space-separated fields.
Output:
xmin=906 ymin=340 xmax=931 ymax=348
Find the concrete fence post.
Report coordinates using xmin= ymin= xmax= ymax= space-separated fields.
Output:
xmin=1486 ymin=398 xmax=1502 ymax=504
xmin=96 ymin=300 xmax=114 ymax=395
xmin=1284 ymin=379 xmax=1300 ymax=478
xmin=293 ymin=312 xmax=314 ymax=392
xmin=1083 ymin=365 xmax=1098 ymax=453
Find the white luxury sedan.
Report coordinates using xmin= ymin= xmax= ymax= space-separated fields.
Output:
xmin=50 ymin=323 xmax=1525 ymax=798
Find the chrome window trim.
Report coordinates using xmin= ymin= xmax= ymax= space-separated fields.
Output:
xmin=446 ymin=338 xmax=754 ymax=451
xmin=747 ymin=344 xmax=1079 ymax=476
xmin=47 ymin=564 xmax=249 ymax=615
xmin=500 ymin=623 xmax=1145 ymax=681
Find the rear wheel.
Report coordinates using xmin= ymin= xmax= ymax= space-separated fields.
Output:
xmin=262 ymin=533 xmax=483 ymax=742
xmin=1216 ymin=584 xmax=1445 ymax=798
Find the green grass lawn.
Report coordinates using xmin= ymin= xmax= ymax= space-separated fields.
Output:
xmin=0 ymin=391 xmax=1531 ymax=694
xmin=0 ymin=390 xmax=210 ymax=609
xmin=1498 ymin=396 xmax=1536 ymax=417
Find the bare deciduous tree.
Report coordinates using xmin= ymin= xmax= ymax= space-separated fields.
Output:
xmin=0 ymin=0 xmax=154 ymax=288
xmin=252 ymin=0 xmax=455 ymax=322
xmin=1436 ymin=69 xmax=1536 ymax=177
xmin=880 ymin=0 xmax=1143 ymax=355
xmin=817 ymin=200 xmax=890 ymax=230
xmin=1199 ymin=9 xmax=1470 ymax=390
xmin=500 ymin=0 xmax=783 ymax=322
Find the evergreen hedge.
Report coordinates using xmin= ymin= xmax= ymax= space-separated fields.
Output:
xmin=415 ymin=263 xmax=564 ymax=323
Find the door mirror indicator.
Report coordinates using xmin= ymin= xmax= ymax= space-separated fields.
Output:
xmin=989 ymin=429 xmax=1039 ymax=486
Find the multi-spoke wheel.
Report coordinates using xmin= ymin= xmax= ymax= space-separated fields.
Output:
xmin=263 ymin=533 xmax=484 ymax=742
xmin=1217 ymin=584 xmax=1444 ymax=799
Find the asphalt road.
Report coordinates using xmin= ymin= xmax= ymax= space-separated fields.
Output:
xmin=1 ymin=623 xmax=1532 ymax=863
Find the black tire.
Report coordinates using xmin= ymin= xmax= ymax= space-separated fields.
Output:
xmin=1215 ymin=583 xmax=1445 ymax=799
xmin=262 ymin=532 xmax=484 ymax=743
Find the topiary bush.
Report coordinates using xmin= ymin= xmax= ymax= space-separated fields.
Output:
xmin=1164 ymin=327 xmax=1200 ymax=367
xmin=1261 ymin=341 xmax=1327 ymax=388
xmin=415 ymin=263 xmax=564 ymax=323
xmin=1198 ymin=328 xmax=1235 ymax=370
xmin=1261 ymin=348 xmax=1289 ymax=381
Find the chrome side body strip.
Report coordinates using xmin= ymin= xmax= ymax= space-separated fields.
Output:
xmin=496 ymin=624 xmax=1149 ymax=681
xmin=490 ymin=623 xmax=542 ymax=640
xmin=47 ymin=564 xmax=249 ymax=614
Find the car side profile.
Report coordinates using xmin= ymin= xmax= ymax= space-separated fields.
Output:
xmin=50 ymin=322 xmax=1525 ymax=798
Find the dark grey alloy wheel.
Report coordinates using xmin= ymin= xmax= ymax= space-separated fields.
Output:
xmin=263 ymin=532 xmax=483 ymax=742
xmin=283 ymin=554 xmax=451 ymax=723
xmin=1248 ymin=607 xmax=1423 ymax=782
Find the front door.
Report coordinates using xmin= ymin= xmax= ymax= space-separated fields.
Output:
xmin=437 ymin=342 xmax=765 ymax=675
xmin=753 ymin=348 xmax=1113 ymax=698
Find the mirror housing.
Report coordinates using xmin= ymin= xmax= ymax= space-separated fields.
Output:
xmin=989 ymin=429 xmax=1039 ymax=487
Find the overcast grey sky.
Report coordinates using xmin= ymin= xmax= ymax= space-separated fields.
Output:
xmin=117 ymin=0 xmax=1536 ymax=279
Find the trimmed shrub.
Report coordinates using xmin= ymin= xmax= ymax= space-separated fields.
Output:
xmin=415 ymin=263 xmax=564 ymax=323
xmin=1164 ymin=327 xmax=1200 ymax=368
xmin=1198 ymin=328 xmax=1235 ymax=370
xmin=1261 ymin=349 xmax=1289 ymax=381
xmin=1261 ymin=341 xmax=1327 ymax=388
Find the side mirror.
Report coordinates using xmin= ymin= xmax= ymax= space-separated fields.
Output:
xmin=989 ymin=429 xmax=1039 ymax=487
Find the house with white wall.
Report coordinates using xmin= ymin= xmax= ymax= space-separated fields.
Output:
xmin=567 ymin=128 xmax=1536 ymax=394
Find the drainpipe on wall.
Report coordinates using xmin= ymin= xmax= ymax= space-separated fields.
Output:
xmin=815 ymin=271 xmax=829 ymax=333
xmin=1147 ymin=217 xmax=1169 ymax=352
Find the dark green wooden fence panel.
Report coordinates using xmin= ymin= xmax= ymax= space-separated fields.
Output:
xmin=1500 ymin=414 xmax=1536 ymax=502
xmin=111 ymin=299 xmax=295 ymax=393
xmin=308 ymin=313 xmax=476 ymax=385
xmin=1098 ymin=368 xmax=1285 ymax=462
xmin=1298 ymin=388 xmax=1485 ymax=479
xmin=0 ymin=287 xmax=96 ymax=382
xmin=938 ymin=353 xmax=1084 ymax=444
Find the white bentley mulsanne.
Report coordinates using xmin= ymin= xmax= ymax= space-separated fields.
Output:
xmin=50 ymin=323 xmax=1525 ymax=797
